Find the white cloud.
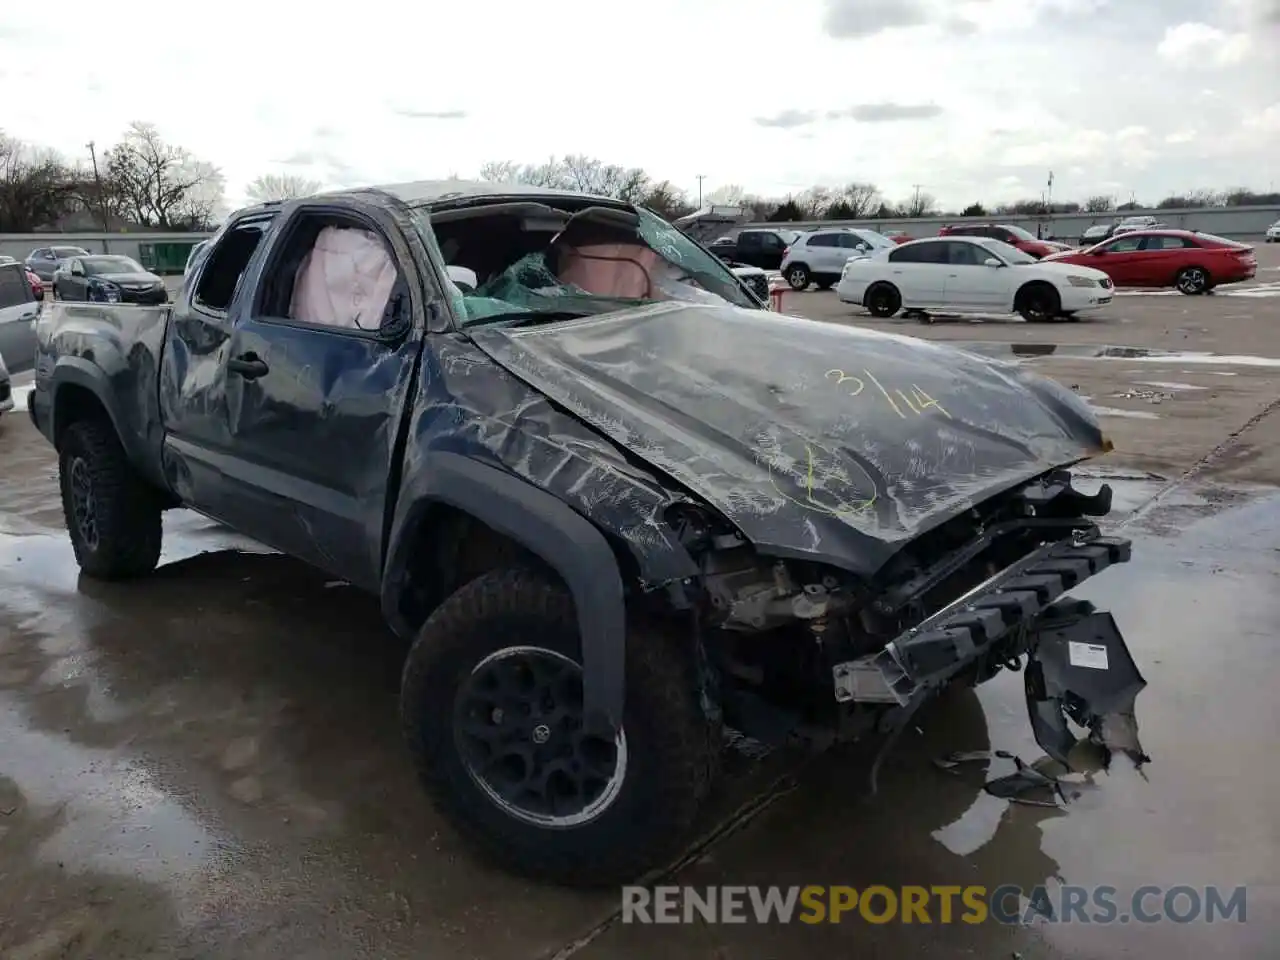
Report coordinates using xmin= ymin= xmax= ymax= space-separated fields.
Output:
xmin=1157 ymin=22 xmax=1253 ymax=64
xmin=0 ymin=0 xmax=1275 ymax=211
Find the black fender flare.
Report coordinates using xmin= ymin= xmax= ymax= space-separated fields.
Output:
xmin=382 ymin=452 xmax=627 ymax=734
xmin=49 ymin=357 xmax=140 ymax=460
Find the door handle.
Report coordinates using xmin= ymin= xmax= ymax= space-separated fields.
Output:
xmin=227 ymin=352 xmax=269 ymax=380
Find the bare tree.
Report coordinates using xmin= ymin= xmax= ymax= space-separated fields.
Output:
xmin=103 ymin=121 xmax=224 ymax=228
xmin=705 ymin=184 xmax=747 ymax=205
xmin=246 ymin=172 xmax=322 ymax=203
xmin=0 ymin=131 xmax=82 ymax=232
xmin=902 ymin=190 xmax=937 ymax=218
xmin=170 ymin=161 xmax=227 ymax=229
xmin=641 ymin=180 xmax=696 ymax=221
xmin=834 ymin=182 xmax=881 ymax=218
xmin=1083 ymin=195 xmax=1114 ymax=213
xmin=795 ymin=185 xmax=833 ymax=218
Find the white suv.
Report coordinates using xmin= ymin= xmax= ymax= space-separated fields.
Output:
xmin=779 ymin=228 xmax=895 ymax=290
xmin=1265 ymin=220 xmax=1280 ymax=243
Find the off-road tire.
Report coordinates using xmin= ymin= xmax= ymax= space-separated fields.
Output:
xmin=786 ymin=264 xmax=811 ymax=291
xmin=1175 ymin=266 xmax=1210 ymax=295
xmin=400 ymin=567 xmax=719 ymax=887
xmin=864 ymin=283 xmax=901 ymax=318
xmin=58 ymin=419 xmax=163 ymax=580
xmin=1015 ymin=282 xmax=1061 ymax=322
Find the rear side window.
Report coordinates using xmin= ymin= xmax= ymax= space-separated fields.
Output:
xmin=0 ymin=263 xmax=34 ymax=308
xmin=1193 ymin=232 xmax=1237 ymax=247
xmin=807 ymin=234 xmax=838 ymax=247
xmin=194 ymin=220 xmax=273 ymax=315
xmin=890 ymin=241 xmax=948 ymax=264
xmin=1142 ymin=235 xmax=1195 ymax=251
xmin=946 ymin=241 xmax=986 ymax=265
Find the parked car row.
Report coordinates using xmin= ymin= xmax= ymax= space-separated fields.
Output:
xmin=833 ymin=227 xmax=1256 ymax=322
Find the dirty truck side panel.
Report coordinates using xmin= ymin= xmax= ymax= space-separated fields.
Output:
xmin=158 ymin=199 xmax=439 ymax=591
xmin=34 ymin=303 xmax=172 ymax=490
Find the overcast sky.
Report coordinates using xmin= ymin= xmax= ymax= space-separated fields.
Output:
xmin=2 ymin=0 xmax=1276 ymax=209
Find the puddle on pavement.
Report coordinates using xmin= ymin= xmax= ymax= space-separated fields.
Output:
xmin=585 ymin=485 xmax=1280 ymax=959
xmin=1133 ymin=380 xmax=1205 ymax=392
xmin=957 ymin=342 xmax=1280 ymax=368
xmin=1089 ymin=405 xmax=1160 ymax=420
xmin=3 ymin=481 xmax=1279 ymax=958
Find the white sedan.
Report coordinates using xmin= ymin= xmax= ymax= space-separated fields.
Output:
xmin=836 ymin=236 xmax=1114 ymax=322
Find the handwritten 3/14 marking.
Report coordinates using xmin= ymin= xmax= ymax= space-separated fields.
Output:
xmin=825 ymin=368 xmax=951 ymax=420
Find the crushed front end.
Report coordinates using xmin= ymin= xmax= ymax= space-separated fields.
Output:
xmin=668 ymin=468 xmax=1148 ymax=783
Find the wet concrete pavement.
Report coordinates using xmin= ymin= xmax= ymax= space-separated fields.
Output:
xmin=4 ymin=264 xmax=1280 ymax=957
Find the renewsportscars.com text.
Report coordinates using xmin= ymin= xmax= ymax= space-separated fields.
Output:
xmin=621 ymin=885 xmax=1248 ymax=925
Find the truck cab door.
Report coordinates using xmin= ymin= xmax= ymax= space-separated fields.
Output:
xmin=161 ymin=215 xmax=276 ymax=527
xmin=214 ymin=205 xmax=434 ymax=590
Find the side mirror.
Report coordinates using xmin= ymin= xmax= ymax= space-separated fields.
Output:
xmin=446 ymin=264 xmax=478 ymax=293
xmin=983 ymin=258 xmax=1003 ymax=268
xmin=1091 ymin=248 xmax=1107 ymax=255
xmin=855 ymin=243 xmax=870 ymax=253
xmin=71 ymin=263 xmax=85 ymax=276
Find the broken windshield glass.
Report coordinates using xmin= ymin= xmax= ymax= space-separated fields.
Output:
xmin=413 ymin=203 xmax=757 ymax=327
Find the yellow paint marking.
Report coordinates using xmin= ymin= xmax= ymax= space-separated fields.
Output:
xmin=863 ymin=368 xmax=905 ymax=418
xmin=910 ymin=385 xmax=952 ymax=419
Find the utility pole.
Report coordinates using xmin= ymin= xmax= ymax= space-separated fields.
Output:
xmin=910 ymin=184 xmax=923 ymax=215
xmin=696 ymin=174 xmax=707 ymax=207
xmin=86 ymin=140 xmax=108 ymax=231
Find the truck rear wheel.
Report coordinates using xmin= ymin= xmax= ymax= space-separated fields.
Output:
xmin=400 ymin=567 xmax=719 ymax=886
xmin=58 ymin=419 xmax=162 ymax=580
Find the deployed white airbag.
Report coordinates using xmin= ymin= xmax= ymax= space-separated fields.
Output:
xmin=290 ymin=226 xmax=397 ymax=329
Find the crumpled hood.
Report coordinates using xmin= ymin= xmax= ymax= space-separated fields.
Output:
xmin=469 ymin=302 xmax=1109 ymax=575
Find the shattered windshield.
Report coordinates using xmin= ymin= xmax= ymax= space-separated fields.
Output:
xmin=412 ymin=204 xmax=758 ymax=328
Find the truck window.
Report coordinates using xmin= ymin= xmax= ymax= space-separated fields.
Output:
xmin=194 ymin=222 xmax=272 ymax=315
xmin=257 ymin=212 xmax=404 ymax=332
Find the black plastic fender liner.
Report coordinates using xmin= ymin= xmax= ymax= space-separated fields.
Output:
xmin=1025 ymin=604 xmax=1149 ymax=768
xmin=381 ymin=452 xmax=627 ymax=735
xmin=49 ymin=358 xmax=135 ymax=454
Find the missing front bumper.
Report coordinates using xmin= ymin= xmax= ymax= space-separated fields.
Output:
xmin=833 ymin=533 xmax=1148 ymax=771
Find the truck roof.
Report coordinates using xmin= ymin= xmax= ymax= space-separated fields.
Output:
xmin=223 ymin=178 xmax=621 ymax=225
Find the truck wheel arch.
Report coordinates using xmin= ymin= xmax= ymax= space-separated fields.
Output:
xmin=382 ymin=453 xmax=627 ymax=734
xmin=50 ymin=359 xmax=134 ymax=456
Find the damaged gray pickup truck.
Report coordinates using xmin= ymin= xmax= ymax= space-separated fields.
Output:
xmin=29 ymin=180 xmax=1148 ymax=886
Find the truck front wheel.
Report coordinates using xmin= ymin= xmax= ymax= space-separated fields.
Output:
xmin=400 ymin=567 xmax=719 ymax=886
xmin=58 ymin=419 xmax=162 ymax=579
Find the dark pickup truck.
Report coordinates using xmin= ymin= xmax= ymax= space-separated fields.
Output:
xmin=29 ymin=180 xmax=1149 ymax=886
xmin=707 ymin=227 xmax=802 ymax=270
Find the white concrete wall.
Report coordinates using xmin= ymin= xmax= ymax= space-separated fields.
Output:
xmin=741 ymin=205 xmax=1280 ymax=243
xmin=0 ymin=232 xmax=216 ymax=262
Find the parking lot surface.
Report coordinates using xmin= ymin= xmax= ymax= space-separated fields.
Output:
xmin=1 ymin=247 xmax=1278 ymax=959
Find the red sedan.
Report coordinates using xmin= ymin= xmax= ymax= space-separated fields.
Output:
xmin=1043 ymin=229 xmax=1257 ymax=295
